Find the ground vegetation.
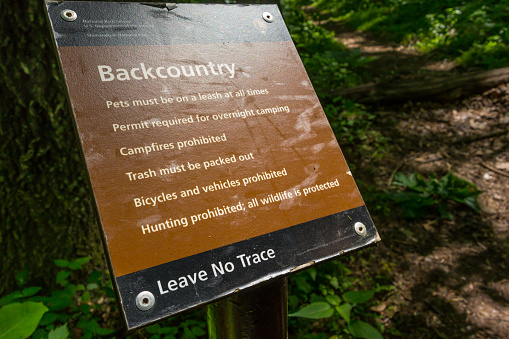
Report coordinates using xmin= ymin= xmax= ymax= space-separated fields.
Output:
xmin=1 ymin=0 xmax=509 ymax=338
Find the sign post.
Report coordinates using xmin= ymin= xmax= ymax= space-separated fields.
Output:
xmin=207 ymin=278 xmax=288 ymax=338
xmin=45 ymin=1 xmax=379 ymax=333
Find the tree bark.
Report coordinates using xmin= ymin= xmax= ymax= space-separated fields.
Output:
xmin=333 ymin=67 xmax=509 ymax=104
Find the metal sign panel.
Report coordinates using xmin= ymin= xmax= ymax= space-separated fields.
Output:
xmin=45 ymin=1 xmax=379 ymax=331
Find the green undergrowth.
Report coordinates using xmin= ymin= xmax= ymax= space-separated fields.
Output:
xmin=288 ymin=258 xmax=394 ymax=338
xmin=0 ymin=257 xmax=395 ymax=339
xmin=283 ymin=0 xmax=367 ymax=93
xmin=283 ymin=0 xmax=389 ymax=161
xmin=6 ymin=0 xmax=485 ymax=338
xmin=387 ymin=172 xmax=481 ymax=220
xmin=0 ymin=0 xmax=391 ymax=297
xmin=322 ymin=98 xmax=388 ymax=162
xmin=0 ymin=258 xmax=207 ymax=339
xmin=1 ymin=1 xmax=391 ymax=337
xmin=306 ymin=0 xmax=509 ymax=69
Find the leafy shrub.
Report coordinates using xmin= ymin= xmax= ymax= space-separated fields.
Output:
xmin=283 ymin=1 xmax=388 ymax=161
xmin=283 ymin=0 xmax=369 ymax=94
xmin=0 ymin=302 xmax=49 ymax=339
xmin=289 ymin=290 xmax=382 ymax=339
xmin=388 ymin=172 xmax=481 ymax=219
xmin=288 ymin=260 xmax=392 ymax=338
xmin=311 ymin=0 xmax=509 ymax=69
xmin=0 ymin=258 xmax=117 ymax=339
xmin=323 ymin=98 xmax=389 ymax=161
xmin=2 ymin=1 xmax=387 ymax=337
xmin=0 ymin=258 xmax=207 ymax=339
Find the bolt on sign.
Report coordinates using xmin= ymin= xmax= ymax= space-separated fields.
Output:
xmin=45 ymin=1 xmax=380 ymax=331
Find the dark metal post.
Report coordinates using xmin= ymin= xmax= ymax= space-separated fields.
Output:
xmin=207 ymin=278 xmax=288 ymax=338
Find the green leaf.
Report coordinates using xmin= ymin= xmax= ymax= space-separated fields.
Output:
xmin=0 ymin=291 xmax=24 ymax=307
xmin=295 ymin=276 xmax=313 ymax=294
xmin=0 ymin=302 xmax=48 ymax=339
xmin=81 ymin=291 xmax=91 ymax=302
xmin=336 ymin=303 xmax=352 ymax=325
xmin=39 ymin=312 xmax=58 ymax=326
xmin=307 ymin=268 xmax=317 ymax=281
xmin=462 ymin=196 xmax=480 ymax=211
xmin=45 ymin=290 xmax=74 ymax=311
xmin=288 ymin=302 xmax=333 ymax=319
xmin=48 ymin=324 xmax=69 ymax=339
xmin=32 ymin=329 xmax=47 ymax=339
xmin=54 ymin=260 xmax=69 ymax=268
xmin=310 ymin=294 xmax=326 ymax=304
xmin=56 ymin=271 xmax=70 ymax=286
xmin=104 ymin=287 xmax=116 ymax=298
xmin=22 ymin=287 xmax=42 ymax=298
xmin=147 ymin=324 xmax=162 ymax=334
xmin=393 ymin=172 xmax=417 ymax=189
xmin=87 ymin=271 xmax=102 ymax=284
xmin=80 ymin=304 xmax=92 ymax=316
xmin=68 ymin=257 xmax=90 ymax=270
xmin=329 ymin=277 xmax=339 ymax=289
xmin=439 ymin=204 xmax=453 ymax=220
xmin=288 ymin=295 xmax=299 ymax=309
xmin=183 ymin=327 xmax=196 ymax=339
xmin=325 ymin=295 xmax=341 ymax=306
xmin=86 ymin=283 xmax=98 ymax=291
xmin=78 ymin=318 xmax=100 ymax=335
xmin=96 ymin=327 xmax=115 ymax=335
xmin=191 ymin=326 xmax=206 ymax=336
xmin=181 ymin=319 xmax=202 ymax=327
xmin=348 ymin=320 xmax=383 ymax=339
xmin=65 ymin=284 xmax=78 ymax=297
xmin=164 ymin=327 xmax=179 ymax=336
xmin=342 ymin=290 xmax=375 ymax=304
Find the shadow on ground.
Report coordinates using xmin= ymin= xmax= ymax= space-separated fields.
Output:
xmin=321 ymin=15 xmax=509 ymax=339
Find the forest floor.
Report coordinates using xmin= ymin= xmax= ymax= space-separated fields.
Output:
xmin=323 ymin=19 xmax=509 ymax=338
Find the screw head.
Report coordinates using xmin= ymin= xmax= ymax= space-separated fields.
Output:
xmin=60 ymin=9 xmax=77 ymax=22
xmin=262 ymin=12 xmax=274 ymax=23
xmin=354 ymin=222 xmax=367 ymax=237
xmin=136 ymin=291 xmax=155 ymax=311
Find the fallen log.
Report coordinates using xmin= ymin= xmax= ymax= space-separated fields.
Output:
xmin=332 ymin=67 xmax=509 ymax=104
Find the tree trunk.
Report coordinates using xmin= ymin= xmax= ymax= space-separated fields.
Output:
xmin=333 ymin=67 xmax=509 ymax=104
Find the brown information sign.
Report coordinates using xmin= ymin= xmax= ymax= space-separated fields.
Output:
xmin=45 ymin=1 xmax=379 ymax=330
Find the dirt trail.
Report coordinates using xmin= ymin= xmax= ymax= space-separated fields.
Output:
xmin=328 ymin=21 xmax=509 ymax=338
xmin=329 ymin=22 xmax=459 ymax=78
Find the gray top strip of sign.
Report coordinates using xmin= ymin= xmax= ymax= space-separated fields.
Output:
xmin=46 ymin=2 xmax=291 ymax=47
